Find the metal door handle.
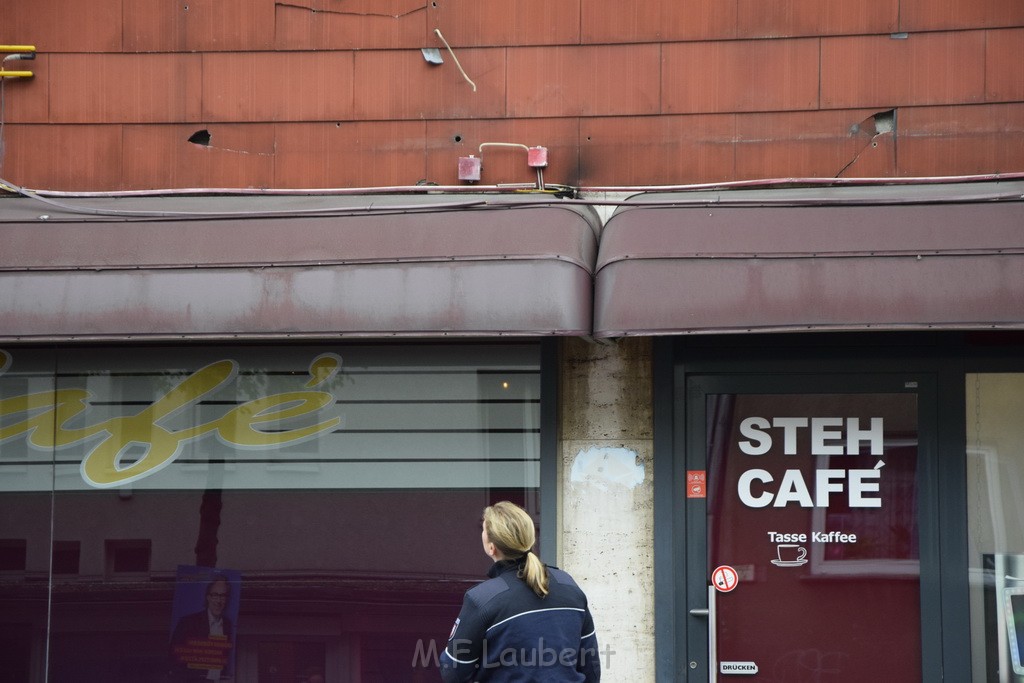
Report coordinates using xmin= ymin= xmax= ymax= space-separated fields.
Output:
xmin=707 ymin=586 xmax=718 ymax=680
xmin=688 ymin=589 xmax=718 ymax=678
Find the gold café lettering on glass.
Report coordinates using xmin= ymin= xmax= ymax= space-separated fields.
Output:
xmin=0 ymin=349 xmax=343 ymax=489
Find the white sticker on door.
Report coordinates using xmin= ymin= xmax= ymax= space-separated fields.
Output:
xmin=721 ymin=661 xmax=758 ymax=675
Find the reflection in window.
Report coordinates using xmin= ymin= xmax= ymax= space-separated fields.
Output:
xmin=52 ymin=541 xmax=81 ymax=575
xmin=105 ymin=539 xmax=152 ymax=575
xmin=257 ymin=640 xmax=326 ymax=682
xmin=817 ymin=442 xmax=919 ymax=570
xmin=967 ymin=373 xmax=1024 ymax=682
xmin=0 ymin=540 xmax=27 ymax=572
xmin=0 ymin=343 xmax=544 ymax=681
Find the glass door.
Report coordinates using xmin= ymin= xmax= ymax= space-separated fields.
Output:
xmin=684 ymin=377 xmax=928 ymax=681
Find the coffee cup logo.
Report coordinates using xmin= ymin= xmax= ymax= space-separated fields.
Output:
xmin=772 ymin=543 xmax=807 ymax=567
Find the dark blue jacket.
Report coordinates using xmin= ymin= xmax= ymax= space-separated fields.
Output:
xmin=440 ymin=559 xmax=600 ymax=682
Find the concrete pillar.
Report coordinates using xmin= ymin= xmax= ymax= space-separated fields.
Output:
xmin=558 ymin=336 xmax=654 ymax=681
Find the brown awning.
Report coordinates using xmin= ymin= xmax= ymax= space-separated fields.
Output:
xmin=0 ymin=195 xmax=599 ymax=341
xmin=594 ymin=182 xmax=1024 ymax=337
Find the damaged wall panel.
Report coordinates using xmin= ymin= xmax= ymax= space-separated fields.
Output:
xmin=274 ymin=0 xmax=427 ymax=50
xmin=734 ymin=109 xmax=895 ymax=179
xmin=122 ymin=124 xmax=277 ymax=189
xmin=0 ymin=0 xmax=1020 ymax=191
xmin=431 ymin=0 xmax=581 ymax=47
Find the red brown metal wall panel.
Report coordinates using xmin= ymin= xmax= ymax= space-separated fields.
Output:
xmin=507 ymin=45 xmax=661 ymax=118
xmin=821 ymin=32 xmax=987 ymax=109
xmin=0 ymin=1 xmax=1021 ymax=191
xmin=662 ymin=39 xmax=820 ymax=114
xmin=577 ymin=109 xmax=905 ymax=185
xmin=431 ymin=0 xmax=581 ymax=47
xmin=986 ymin=29 xmax=1024 ymax=102
xmin=1 ymin=55 xmax=48 ymax=123
xmin=734 ymin=110 xmax=895 ymax=179
xmin=580 ymin=0 xmax=737 ymax=43
xmin=579 ymin=115 xmax=737 ymax=186
xmin=425 ymin=118 xmax=581 ymax=186
xmin=900 ymin=0 xmax=1024 ymax=31
xmin=735 ymin=0 xmax=898 ymax=38
xmin=123 ymin=124 xmax=278 ymax=190
xmin=352 ymin=49 xmax=506 ymax=120
xmin=898 ymin=103 xmax=1024 ymax=176
xmin=839 ymin=132 xmax=897 ymax=178
xmin=0 ymin=125 xmax=122 ymax=191
xmin=2 ymin=0 xmax=122 ymax=52
xmin=274 ymin=0 xmax=427 ymax=51
xmin=202 ymin=52 xmax=355 ymax=122
xmin=274 ymin=121 xmax=428 ymax=188
xmin=49 ymin=54 xmax=203 ymax=124
xmin=123 ymin=0 xmax=276 ymax=52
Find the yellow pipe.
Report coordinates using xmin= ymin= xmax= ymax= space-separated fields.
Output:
xmin=0 ymin=45 xmax=36 ymax=52
xmin=0 ymin=71 xmax=33 ymax=78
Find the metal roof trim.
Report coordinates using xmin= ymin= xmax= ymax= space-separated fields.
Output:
xmin=594 ymin=187 xmax=1024 ymax=338
xmin=0 ymin=202 xmax=599 ymax=341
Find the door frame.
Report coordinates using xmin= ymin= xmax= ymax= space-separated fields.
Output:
xmin=652 ymin=334 xmax=972 ymax=682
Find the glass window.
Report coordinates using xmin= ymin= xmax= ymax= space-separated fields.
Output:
xmin=0 ymin=344 xmax=542 ymax=682
xmin=0 ymin=349 xmax=54 ymax=682
xmin=705 ymin=392 xmax=921 ymax=680
xmin=967 ymin=373 xmax=1024 ymax=682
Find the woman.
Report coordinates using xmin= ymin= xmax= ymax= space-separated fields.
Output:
xmin=440 ymin=501 xmax=601 ymax=682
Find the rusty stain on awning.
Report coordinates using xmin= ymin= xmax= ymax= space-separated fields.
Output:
xmin=593 ymin=181 xmax=1024 ymax=337
xmin=0 ymin=196 xmax=599 ymax=341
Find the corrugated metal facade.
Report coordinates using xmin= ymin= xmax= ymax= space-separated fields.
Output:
xmin=1 ymin=0 xmax=1021 ymax=190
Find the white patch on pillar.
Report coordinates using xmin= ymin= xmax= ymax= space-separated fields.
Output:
xmin=570 ymin=446 xmax=645 ymax=491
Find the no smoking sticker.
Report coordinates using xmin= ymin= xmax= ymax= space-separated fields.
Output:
xmin=712 ymin=565 xmax=739 ymax=593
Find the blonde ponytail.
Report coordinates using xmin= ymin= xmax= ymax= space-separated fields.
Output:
xmin=483 ymin=501 xmax=549 ymax=598
xmin=519 ymin=549 xmax=549 ymax=598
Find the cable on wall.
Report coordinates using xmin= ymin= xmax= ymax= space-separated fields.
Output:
xmin=433 ymin=29 xmax=476 ymax=92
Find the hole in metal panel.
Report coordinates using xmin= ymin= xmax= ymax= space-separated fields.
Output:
xmin=188 ymin=129 xmax=212 ymax=146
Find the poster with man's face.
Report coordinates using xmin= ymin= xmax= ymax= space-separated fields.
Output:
xmin=170 ymin=565 xmax=242 ymax=681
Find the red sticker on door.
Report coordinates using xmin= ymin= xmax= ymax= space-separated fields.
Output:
xmin=687 ymin=470 xmax=706 ymax=498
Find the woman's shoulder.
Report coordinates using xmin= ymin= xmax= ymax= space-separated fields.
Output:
xmin=465 ymin=573 xmax=514 ymax=607
xmin=546 ymin=565 xmax=578 ymax=586
xmin=546 ymin=566 xmax=591 ymax=602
